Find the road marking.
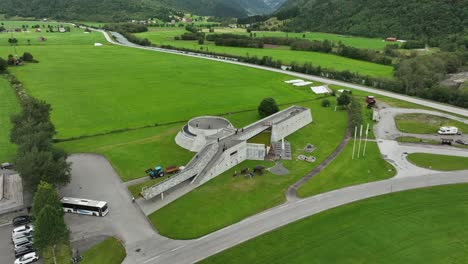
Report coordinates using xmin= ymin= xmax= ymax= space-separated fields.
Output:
xmin=0 ymin=221 xmax=11 ymax=227
xmin=170 ymin=245 xmax=185 ymax=252
xmin=279 ymin=204 xmax=289 ymax=209
xmin=143 ymin=255 xmax=160 ymax=263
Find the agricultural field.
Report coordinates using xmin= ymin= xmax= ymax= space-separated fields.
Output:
xmin=2 ymin=21 xmax=314 ymax=140
xmin=202 ymin=184 xmax=468 ymax=264
xmin=0 ymin=76 xmax=19 ymax=162
xmin=395 ymin=113 xmax=468 ymax=134
xmin=407 ymin=153 xmax=468 ymax=171
xmin=136 ymin=28 xmax=394 ymax=79
xmin=297 ymin=141 xmax=396 ymax=198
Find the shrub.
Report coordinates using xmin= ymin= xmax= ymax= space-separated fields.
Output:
xmin=258 ymin=98 xmax=279 ymax=118
xmin=321 ymin=99 xmax=331 ymax=107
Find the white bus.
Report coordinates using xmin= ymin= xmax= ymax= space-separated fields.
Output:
xmin=60 ymin=197 xmax=109 ymax=217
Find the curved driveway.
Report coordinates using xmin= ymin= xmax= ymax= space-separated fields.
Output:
xmin=71 ymin=29 xmax=468 ymax=263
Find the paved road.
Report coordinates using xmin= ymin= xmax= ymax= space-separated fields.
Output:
xmin=0 ymin=224 xmax=15 ymax=263
xmin=97 ymin=30 xmax=468 ymax=117
xmin=135 ymin=171 xmax=468 ymax=264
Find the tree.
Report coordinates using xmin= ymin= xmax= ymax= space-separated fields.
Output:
xmin=33 ymin=204 xmax=69 ymax=252
xmin=22 ymin=52 xmax=34 ymax=62
xmin=14 ymin=147 xmax=71 ymax=190
xmin=337 ymin=93 xmax=351 ymax=106
xmin=0 ymin=57 xmax=7 ymax=73
xmin=8 ymin=37 xmax=18 ymax=46
xmin=258 ymin=98 xmax=279 ymax=118
xmin=32 ymin=181 xmax=63 ymax=220
xmin=321 ymin=99 xmax=331 ymax=107
xmin=198 ymin=38 xmax=204 ymax=45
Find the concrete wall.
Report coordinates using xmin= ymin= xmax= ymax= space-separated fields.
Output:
xmin=198 ymin=141 xmax=247 ymax=185
xmin=271 ymin=109 xmax=313 ymax=142
xmin=246 ymin=143 xmax=266 ymax=160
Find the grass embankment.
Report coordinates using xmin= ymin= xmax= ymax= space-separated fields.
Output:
xmin=407 ymin=153 xmax=468 ymax=171
xmin=395 ymin=114 xmax=468 ymax=134
xmin=203 ymin=184 xmax=468 ymax=264
xmin=42 ymin=244 xmax=72 ymax=264
xmin=0 ymin=76 xmax=20 ymax=162
xmin=81 ymin=237 xmax=126 ymax=264
xmin=136 ymin=28 xmax=394 ymax=79
xmin=297 ymin=141 xmax=396 ymax=197
xmin=148 ymin=99 xmax=348 ymax=239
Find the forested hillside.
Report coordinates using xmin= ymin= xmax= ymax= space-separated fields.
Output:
xmin=278 ymin=0 xmax=468 ymax=41
xmin=0 ymin=0 xmax=175 ymax=21
xmin=0 ymin=0 xmax=285 ymax=21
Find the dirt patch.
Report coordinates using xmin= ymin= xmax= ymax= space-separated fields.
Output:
xmin=264 ymin=44 xmax=281 ymax=49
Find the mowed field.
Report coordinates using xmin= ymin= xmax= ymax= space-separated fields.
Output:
xmin=1 ymin=21 xmax=311 ymax=139
xmin=203 ymin=184 xmax=468 ymax=264
xmin=0 ymin=76 xmax=20 ymax=162
xmin=136 ymin=28 xmax=394 ymax=79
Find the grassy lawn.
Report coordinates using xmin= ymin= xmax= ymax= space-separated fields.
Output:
xmin=42 ymin=244 xmax=72 ymax=264
xmin=202 ymin=184 xmax=468 ymax=264
xmin=148 ymin=99 xmax=348 ymax=239
xmin=136 ymin=28 xmax=394 ymax=79
xmin=407 ymin=153 xmax=468 ymax=171
xmin=57 ymin=123 xmax=193 ymax=182
xmin=297 ymin=140 xmax=396 ymax=197
xmin=82 ymin=237 xmax=126 ymax=264
xmin=3 ymin=40 xmax=314 ymax=140
xmin=0 ymin=76 xmax=19 ymax=162
xmin=395 ymin=114 xmax=468 ymax=134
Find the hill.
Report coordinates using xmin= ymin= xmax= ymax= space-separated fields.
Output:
xmin=277 ymin=0 xmax=468 ymax=40
xmin=0 ymin=0 xmax=286 ymax=21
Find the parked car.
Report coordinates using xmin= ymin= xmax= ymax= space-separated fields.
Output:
xmin=14 ymin=239 xmax=33 ymax=250
xmin=13 ymin=215 xmax=32 ymax=227
xmin=14 ymin=246 xmax=35 ymax=259
xmin=456 ymin=139 xmax=468 ymax=145
xmin=15 ymin=252 xmax=39 ymax=264
xmin=12 ymin=232 xmax=33 ymax=243
xmin=12 ymin=225 xmax=34 ymax=236
xmin=0 ymin=162 xmax=13 ymax=169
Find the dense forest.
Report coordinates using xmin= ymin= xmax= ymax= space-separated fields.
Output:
xmin=0 ymin=0 xmax=285 ymax=21
xmin=277 ymin=0 xmax=468 ymax=41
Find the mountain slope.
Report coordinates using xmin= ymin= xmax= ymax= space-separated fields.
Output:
xmin=170 ymin=0 xmax=286 ymax=17
xmin=278 ymin=0 xmax=468 ymax=40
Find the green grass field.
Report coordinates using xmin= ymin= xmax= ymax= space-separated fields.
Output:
xmin=297 ymin=140 xmax=396 ymax=197
xmin=407 ymin=153 xmax=468 ymax=171
xmin=395 ymin=114 xmax=468 ymax=134
xmin=201 ymin=29 xmax=390 ymax=50
xmin=1 ymin=22 xmax=316 ymax=140
xmin=148 ymin=99 xmax=348 ymax=239
xmin=0 ymin=76 xmax=19 ymax=162
xmin=82 ymin=237 xmax=126 ymax=264
xmin=203 ymin=184 xmax=468 ymax=264
xmin=136 ymin=28 xmax=394 ymax=79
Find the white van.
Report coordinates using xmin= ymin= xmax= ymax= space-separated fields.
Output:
xmin=438 ymin=126 xmax=459 ymax=135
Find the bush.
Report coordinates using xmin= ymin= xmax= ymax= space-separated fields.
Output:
xmin=0 ymin=57 xmax=7 ymax=73
xmin=321 ymin=99 xmax=331 ymax=107
xmin=258 ymin=98 xmax=279 ymax=118
xmin=337 ymin=93 xmax=351 ymax=106
xmin=22 ymin=52 xmax=34 ymax=62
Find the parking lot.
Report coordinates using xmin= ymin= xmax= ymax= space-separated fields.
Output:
xmin=60 ymin=154 xmax=157 ymax=246
xmin=0 ymin=224 xmax=15 ymax=263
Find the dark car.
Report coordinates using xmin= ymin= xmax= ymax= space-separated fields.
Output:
xmin=456 ymin=139 xmax=468 ymax=146
xmin=14 ymin=246 xmax=35 ymax=258
xmin=13 ymin=216 xmax=32 ymax=227
xmin=0 ymin=162 xmax=13 ymax=169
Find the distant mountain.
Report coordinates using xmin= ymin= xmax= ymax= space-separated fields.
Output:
xmin=0 ymin=0 xmax=286 ymax=21
xmin=277 ymin=0 xmax=468 ymax=40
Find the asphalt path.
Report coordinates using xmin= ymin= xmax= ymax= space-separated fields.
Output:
xmin=137 ymin=171 xmax=468 ymax=264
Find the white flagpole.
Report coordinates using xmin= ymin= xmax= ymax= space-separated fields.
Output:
xmin=352 ymin=126 xmax=357 ymax=160
xmin=363 ymin=123 xmax=370 ymax=157
xmin=357 ymin=124 xmax=363 ymax=158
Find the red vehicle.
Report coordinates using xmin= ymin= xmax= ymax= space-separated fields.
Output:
xmin=366 ymin=96 xmax=376 ymax=108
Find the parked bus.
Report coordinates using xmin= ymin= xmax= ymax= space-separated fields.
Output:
xmin=60 ymin=197 xmax=109 ymax=217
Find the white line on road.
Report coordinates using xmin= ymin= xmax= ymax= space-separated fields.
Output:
xmin=143 ymin=255 xmax=160 ymax=263
xmin=170 ymin=245 xmax=185 ymax=252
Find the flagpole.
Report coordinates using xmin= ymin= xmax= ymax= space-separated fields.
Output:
xmin=352 ymin=126 xmax=357 ymax=160
xmin=357 ymin=124 xmax=363 ymax=158
xmin=363 ymin=123 xmax=370 ymax=157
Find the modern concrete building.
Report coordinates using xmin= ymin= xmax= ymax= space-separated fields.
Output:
xmin=141 ymin=106 xmax=313 ymax=200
